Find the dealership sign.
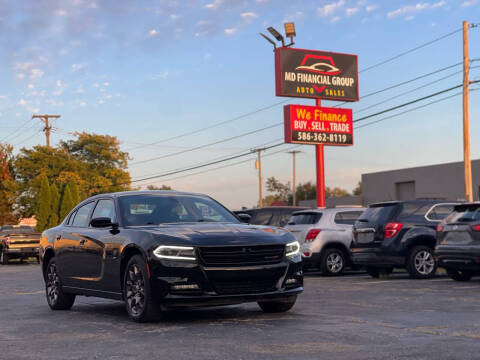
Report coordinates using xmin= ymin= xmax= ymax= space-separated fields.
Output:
xmin=275 ymin=48 xmax=359 ymax=101
xmin=284 ymin=104 xmax=353 ymax=146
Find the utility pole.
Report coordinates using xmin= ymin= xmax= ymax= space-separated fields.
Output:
xmin=252 ymin=148 xmax=266 ymax=207
xmin=32 ymin=114 xmax=61 ymax=148
xmin=287 ymin=150 xmax=301 ymax=206
xmin=462 ymin=21 xmax=472 ymax=202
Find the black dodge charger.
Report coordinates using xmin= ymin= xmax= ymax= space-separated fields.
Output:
xmin=39 ymin=191 xmax=303 ymax=322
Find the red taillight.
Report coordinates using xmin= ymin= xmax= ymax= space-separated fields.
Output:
xmin=5 ymin=236 xmax=10 ymax=246
xmin=436 ymin=224 xmax=444 ymax=232
xmin=471 ymin=224 xmax=480 ymax=232
xmin=305 ymin=229 xmax=321 ymax=242
xmin=384 ymin=222 xmax=403 ymax=239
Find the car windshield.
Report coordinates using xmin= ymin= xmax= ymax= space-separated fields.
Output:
xmin=445 ymin=205 xmax=480 ymax=223
xmin=357 ymin=204 xmax=396 ymax=224
xmin=118 ymin=194 xmax=239 ymax=226
xmin=288 ymin=212 xmax=322 ymax=225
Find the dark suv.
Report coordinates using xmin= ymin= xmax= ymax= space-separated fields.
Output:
xmin=435 ymin=203 xmax=480 ymax=281
xmin=234 ymin=207 xmax=309 ymax=227
xmin=351 ymin=200 xmax=458 ymax=278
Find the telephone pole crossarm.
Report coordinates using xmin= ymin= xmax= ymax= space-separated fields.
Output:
xmin=32 ymin=114 xmax=61 ymax=148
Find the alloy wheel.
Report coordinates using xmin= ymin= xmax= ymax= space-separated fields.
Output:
xmin=414 ymin=250 xmax=435 ymax=275
xmin=125 ymin=264 xmax=145 ymax=316
xmin=326 ymin=252 xmax=344 ymax=273
xmin=46 ymin=263 xmax=60 ymax=305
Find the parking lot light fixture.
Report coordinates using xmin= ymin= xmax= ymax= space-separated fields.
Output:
xmin=284 ymin=22 xmax=295 ymax=46
xmin=267 ymin=26 xmax=285 ymax=47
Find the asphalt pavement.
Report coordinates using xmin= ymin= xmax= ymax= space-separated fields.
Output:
xmin=1 ymin=263 xmax=480 ymax=360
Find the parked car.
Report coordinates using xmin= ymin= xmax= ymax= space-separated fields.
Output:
xmin=285 ymin=207 xmax=366 ymax=275
xmin=234 ymin=206 xmax=309 ymax=227
xmin=435 ymin=203 xmax=480 ymax=281
xmin=39 ymin=191 xmax=303 ymax=322
xmin=350 ymin=200 xmax=458 ymax=279
xmin=0 ymin=225 xmax=41 ymax=265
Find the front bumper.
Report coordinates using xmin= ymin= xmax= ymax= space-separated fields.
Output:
xmin=350 ymin=248 xmax=405 ymax=267
xmin=148 ymin=256 xmax=303 ymax=307
xmin=435 ymin=248 xmax=480 ymax=272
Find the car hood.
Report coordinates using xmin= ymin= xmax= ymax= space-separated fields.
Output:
xmin=138 ymin=222 xmax=295 ymax=246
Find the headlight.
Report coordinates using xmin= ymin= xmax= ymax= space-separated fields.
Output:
xmin=153 ymin=245 xmax=196 ymax=261
xmin=285 ymin=241 xmax=300 ymax=257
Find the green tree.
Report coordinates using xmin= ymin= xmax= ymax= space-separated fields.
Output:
xmin=353 ymin=181 xmax=362 ymax=196
xmin=295 ymin=182 xmax=317 ymax=203
xmin=69 ymin=179 xmax=80 ymax=204
xmin=48 ymin=184 xmax=60 ymax=228
xmin=35 ymin=174 xmax=51 ymax=232
xmin=59 ymin=184 xmax=75 ymax=221
xmin=0 ymin=143 xmax=18 ymax=225
xmin=326 ymin=187 xmax=350 ymax=198
xmin=264 ymin=177 xmax=292 ymax=205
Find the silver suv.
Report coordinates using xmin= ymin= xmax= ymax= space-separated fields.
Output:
xmin=285 ymin=207 xmax=366 ymax=275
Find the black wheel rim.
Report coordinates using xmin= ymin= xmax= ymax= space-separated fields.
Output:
xmin=46 ymin=263 xmax=60 ymax=305
xmin=125 ymin=264 xmax=145 ymax=316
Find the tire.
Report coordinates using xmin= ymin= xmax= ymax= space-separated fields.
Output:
xmin=320 ymin=248 xmax=346 ymax=276
xmin=366 ymin=267 xmax=392 ymax=278
xmin=0 ymin=251 xmax=8 ymax=265
xmin=447 ymin=269 xmax=473 ymax=281
xmin=258 ymin=296 xmax=297 ymax=313
xmin=406 ymin=245 xmax=437 ymax=279
xmin=45 ymin=258 xmax=76 ymax=310
xmin=123 ymin=255 xmax=161 ymax=322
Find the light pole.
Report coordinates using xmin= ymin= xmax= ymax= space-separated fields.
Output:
xmin=287 ymin=150 xmax=301 ymax=206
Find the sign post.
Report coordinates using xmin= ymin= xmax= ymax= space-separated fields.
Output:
xmin=274 ymin=46 xmax=359 ymax=208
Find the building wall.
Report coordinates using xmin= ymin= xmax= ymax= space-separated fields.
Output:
xmin=362 ymin=159 xmax=480 ymax=206
xmin=299 ymin=195 xmax=362 ymax=208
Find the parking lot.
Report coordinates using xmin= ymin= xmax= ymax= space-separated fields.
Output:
xmin=2 ymin=263 xmax=480 ymax=360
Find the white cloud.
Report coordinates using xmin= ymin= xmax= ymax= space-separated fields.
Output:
xmin=148 ymin=29 xmax=159 ymax=37
xmin=153 ymin=71 xmax=169 ymax=80
xmin=74 ymin=87 xmax=85 ymax=94
xmin=93 ymin=83 xmax=100 ymax=88
xmin=405 ymin=15 xmax=415 ymax=21
xmin=318 ymin=0 xmax=345 ymax=17
xmin=55 ymin=9 xmax=68 ymax=16
xmin=461 ymin=0 xmax=477 ymax=6
xmin=331 ymin=16 xmax=341 ymax=23
xmin=79 ymin=101 xmax=87 ymax=107
xmin=224 ymin=28 xmax=237 ymax=36
xmin=30 ymin=68 xmax=44 ymax=80
xmin=241 ymin=12 xmax=258 ymax=22
xmin=103 ymin=82 xmax=109 ymax=86
xmin=58 ymin=49 xmax=69 ymax=56
xmin=18 ymin=99 xmax=27 ymax=106
xmin=17 ymin=73 xmax=25 ymax=80
xmin=71 ymin=63 xmax=87 ymax=71
xmin=0 ymin=95 xmax=6 ymax=100
xmin=366 ymin=5 xmax=377 ymax=12
xmin=169 ymin=14 xmax=179 ymax=20
xmin=346 ymin=7 xmax=359 ymax=16
xmin=387 ymin=1 xmax=446 ymax=18
xmin=205 ymin=0 xmax=224 ymax=10
xmin=28 ymin=83 xmax=34 ymax=89
xmin=56 ymin=80 xmax=62 ymax=87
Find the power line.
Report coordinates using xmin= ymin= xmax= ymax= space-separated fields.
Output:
xmin=130 ymin=122 xmax=283 ymax=166
xmin=126 ymin=99 xmax=291 ymax=152
xmin=359 ymin=27 xmax=463 ymax=73
xmin=0 ymin=118 xmax=35 ymax=143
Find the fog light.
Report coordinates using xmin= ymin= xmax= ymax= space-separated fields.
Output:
xmin=171 ymin=284 xmax=200 ymax=290
xmin=285 ymin=278 xmax=297 ymax=285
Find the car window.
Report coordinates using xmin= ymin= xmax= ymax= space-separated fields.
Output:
xmin=425 ymin=204 xmax=456 ymax=221
xmin=270 ymin=211 xmax=293 ymax=227
xmin=67 ymin=210 xmax=77 ymax=226
xmin=118 ymin=194 xmax=239 ymax=226
xmin=71 ymin=202 xmax=95 ymax=227
xmin=249 ymin=211 xmax=273 ymax=225
xmin=397 ymin=203 xmax=433 ymax=222
xmin=445 ymin=205 xmax=480 ymax=223
xmin=288 ymin=212 xmax=322 ymax=225
xmin=334 ymin=211 xmax=364 ymax=225
xmin=92 ymin=199 xmax=116 ymax=222
xmin=357 ymin=205 xmax=396 ymax=224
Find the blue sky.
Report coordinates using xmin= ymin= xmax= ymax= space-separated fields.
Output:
xmin=0 ymin=0 xmax=479 ymax=209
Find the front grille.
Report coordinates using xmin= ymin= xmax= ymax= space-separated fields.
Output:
xmin=213 ymin=279 xmax=277 ymax=295
xmin=198 ymin=245 xmax=285 ymax=266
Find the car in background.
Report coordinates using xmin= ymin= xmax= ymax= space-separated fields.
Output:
xmin=350 ymin=200 xmax=458 ymax=279
xmin=435 ymin=203 xmax=480 ymax=281
xmin=285 ymin=207 xmax=366 ymax=275
xmin=234 ymin=206 xmax=309 ymax=227
xmin=40 ymin=191 xmax=303 ymax=322
xmin=0 ymin=225 xmax=41 ymax=265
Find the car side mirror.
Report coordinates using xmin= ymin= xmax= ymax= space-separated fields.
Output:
xmin=90 ymin=217 xmax=118 ymax=229
xmin=236 ymin=213 xmax=251 ymax=223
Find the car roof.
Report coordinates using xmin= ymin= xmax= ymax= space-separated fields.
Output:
xmin=84 ymin=190 xmax=211 ymax=200
xmin=369 ymin=200 xmax=453 ymax=208
xmin=237 ymin=206 xmax=309 ymax=212
xmin=292 ymin=207 xmax=365 ymax=215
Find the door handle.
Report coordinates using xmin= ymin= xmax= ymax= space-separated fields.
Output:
xmin=79 ymin=239 xmax=86 ymax=246
xmin=55 ymin=235 xmax=62 ymax=241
